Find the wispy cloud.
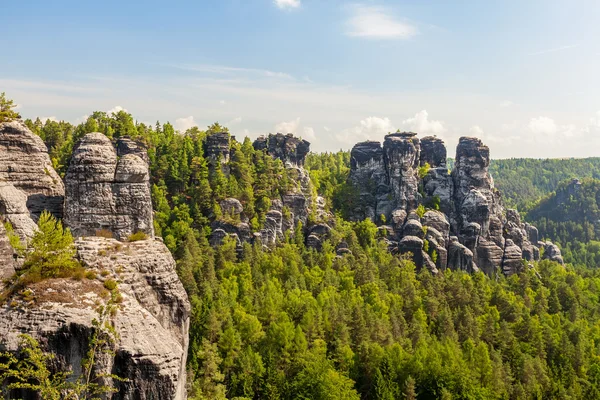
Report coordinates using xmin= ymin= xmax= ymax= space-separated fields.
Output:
xmin=529 ymin=44 xmax=579 ymax=56
xmin=274 ymin=0 xmax=300 ymax=10
xmin=346 ymin=5 xmax=418 ymax=40
xmin=168 ymin=64 xmax=294 ymax=80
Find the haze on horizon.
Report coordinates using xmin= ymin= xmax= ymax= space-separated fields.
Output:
xmin=2 ymin=0 xmax=600 ymax=158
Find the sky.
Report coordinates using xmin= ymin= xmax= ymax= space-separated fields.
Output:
xmin=2 ymin=0 xmax=600 ymax=158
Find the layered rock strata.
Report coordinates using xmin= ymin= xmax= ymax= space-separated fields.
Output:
xmin=348 ymin=133 xmax=550 ymax=276
xmin=0 ymin=237 xmax=190 ymax=400
xmin=0 ymin=121 xmax=65 ymax=238
xmin=64 ymin=132 xmax=154 ymax=240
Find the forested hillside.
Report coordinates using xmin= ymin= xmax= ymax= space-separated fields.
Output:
xmin=13 ymin=107 xmax=600 ymax=399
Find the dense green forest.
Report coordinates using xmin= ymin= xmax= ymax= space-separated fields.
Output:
xmin=11 ymin=109 xmax=600 ymax=399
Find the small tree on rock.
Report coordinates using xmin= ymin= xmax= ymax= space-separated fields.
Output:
xmin=0 ymin=92 xmax=21 ymax=123
xmin=22 ymin=211 xmax=80 ymax=280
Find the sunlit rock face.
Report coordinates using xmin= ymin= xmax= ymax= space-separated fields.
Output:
xmin=347 ymin=133 xmax=551 ymax=276
xmin=0 ymin=237 xmax=190 ymax=400
xmin=0 ymin=121 xmax=65 ymax=238
xmin=64 ymin=132 xmax=154 ymax=240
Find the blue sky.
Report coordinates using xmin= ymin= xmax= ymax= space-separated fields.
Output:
xmin=2 ymin=0 xmax=600 ymax=157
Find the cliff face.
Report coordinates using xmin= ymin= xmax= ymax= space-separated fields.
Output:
xmin=0 ymin=128 xmax=190 ymax=400
xmin=64 ymin=133 xmax=154 ymax=240
xmin=0 ymin=121 xmax=65 ymax=239
xmin=0 ymin=237 xmax=190 ymax=400
xmin=348 ymin=133 xmax=550 ymax=276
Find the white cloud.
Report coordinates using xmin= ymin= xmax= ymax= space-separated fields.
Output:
xmin=528 ymin=116 xmax=558 ymax=135
xmin=336 ymin=116 xmax=395 ymax=143
xmin=470 ymin=125 xmax=484 ymax=136
xmin=175 ymin=116 xmax=197 ymax=132
xmin=274 ymin=0 xmax=300 ymax=10
xmin=499 ymin=100 xmax=513 ymax=108
xmin=323 ymin=126 xmax=331 ymax=132
xmin=346 ymin=5 xmax=417 ymax=39
xmin=302 ymin=127 xmax=316 ymax=140
xmin=40 ymin=116 xmax=58 ymax=124
xmin=107 ymin=105 xmax=127 ymax=115
xmin=219 ymin=100 xmax=226 ymax=105
xmin=529 ymin=44 xmax=579 ymax=56
xmin=401 ymin=110 xmax=446 ymax=135
xmin=227 ymin=117 xmax=242 ymax=126
xmin=73 ymin=114 xmax=89 ymax=125
xmin=275 ymin=117 xmax=301 ymax=134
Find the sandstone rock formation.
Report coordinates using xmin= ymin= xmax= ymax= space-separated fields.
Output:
xmin=64 ymin=132 xmax=154 ymax=240
xmin=347 ymin=133 xmax=553 ymax=276
xmin=0 ymin=237 xmax=190 ymax=400
xmin=0 ymin=121 xmax=65 ymax=238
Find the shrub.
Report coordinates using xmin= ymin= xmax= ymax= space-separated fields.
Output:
xmin=103 ymin=279 xmax=117 ymax=291
xmin=95 ymin=229 xmax=113 ymax=239
xmin=21 ymin=211 xmax=80 ymax=279
xmin=85 ymin=270 xmax=97 ymax=280
xmin=127 ymin=231 xmax=148 ymax=242
xmin=418 ymin=162 xmax=431 ymax=179
xmin=4 ymin=221 xmax=25 ymax=256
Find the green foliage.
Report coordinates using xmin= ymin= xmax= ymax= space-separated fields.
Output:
xmin=416 ymin=204 xmax=426 ymax=218
xmin=3 ymin=221 xmax=25 ymax=256
xmin=418 ymin=162 xmax=431 ymax=180
xmin=0 ymin=92 xmax=20 ymax=123
xmin=127 ymin=231 xmax=148 ymax=242
xmin=21 ymin=211 xmax=80 ymax=280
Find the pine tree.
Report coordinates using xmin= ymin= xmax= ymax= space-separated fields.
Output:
xmin=0 ymin=92 xmax=21 ymax=123
xmin=22 ymin=211 xmax=80 ymax=279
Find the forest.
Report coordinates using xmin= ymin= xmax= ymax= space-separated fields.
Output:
xmin=7 ymin=105 xmax=600 ymax=399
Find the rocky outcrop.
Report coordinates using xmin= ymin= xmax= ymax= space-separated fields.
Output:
xmin=0 ymin=121 xmax=65 ymax=237
xmin=205 ymin=132 xmax=231 ymax=165
xmin=541 ymin=241 xmax=564 ymax=265
xmin=0 ymin=222 xmax=16 ymax=285
xmin=253 ymin=133 xmax=310 ymax=167
xmin=347 ymin=133 xmax=557 ymax=276
xmin=116 ymin=136 xmax=149 ymax=164
xmin=64 ymin=133 xmax=154 ymax=240
xmin=0 ymin=237 xmax=190 ymax=400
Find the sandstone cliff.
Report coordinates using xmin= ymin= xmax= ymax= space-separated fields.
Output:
xmin=348 ymin=133 xmax=551 ymax=276
xmin=0 ymin=121 xmax=65 ymax=239
xmin=0 ymin=128 xmax=190 ymax=400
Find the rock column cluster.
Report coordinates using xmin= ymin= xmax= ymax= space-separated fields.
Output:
xmin=348 ymin=133 xmax=558 ymax=276
xmin=64 ymin=133 xmax=154 ymax=240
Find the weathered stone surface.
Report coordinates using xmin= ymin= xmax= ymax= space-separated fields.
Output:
xmin=502 ymin=239 xmax=524 ymax=275
xmin=347 ymin=133 xmax=551 ymax=276
xmin=204 ymin=132 xmax=231 ymax=164
xmin=0 ymin=182 xmax=38 ymax=239
xmin=420 ymin=136 xmax=447 ymax=168
xmin=261 ymin=210 xmax=283 ymax=246
xmin=0 ymin=222 xmax=16 ymax=286
xmin=0 ymin=121 xmax=64 ymax=227
xmin=348 ymin=141 xmax=388 ymax=221
xmin=64 ymin=133 xmax=154 ymax=240
xmin=220 ymin=198 xmax=244 ymax=216
xmin=476 ymin=238 xmax=504 ymax=276
xmin=0 ymin=237 xmax=190 ymax=400
xmin=116 ymin=136 xmax=149 ymax=164
xmin=403 ymin=219 xmax=424 ymax=239
xmin=448 ymin=237 xmax=479 ymax=273
xmin=542 ymin=241 xmax=564 ymax=265
xmin=384 ymin=133 xmax=421 ymax=213
xmin=253 ymin=133 xmax=310 ymax=166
